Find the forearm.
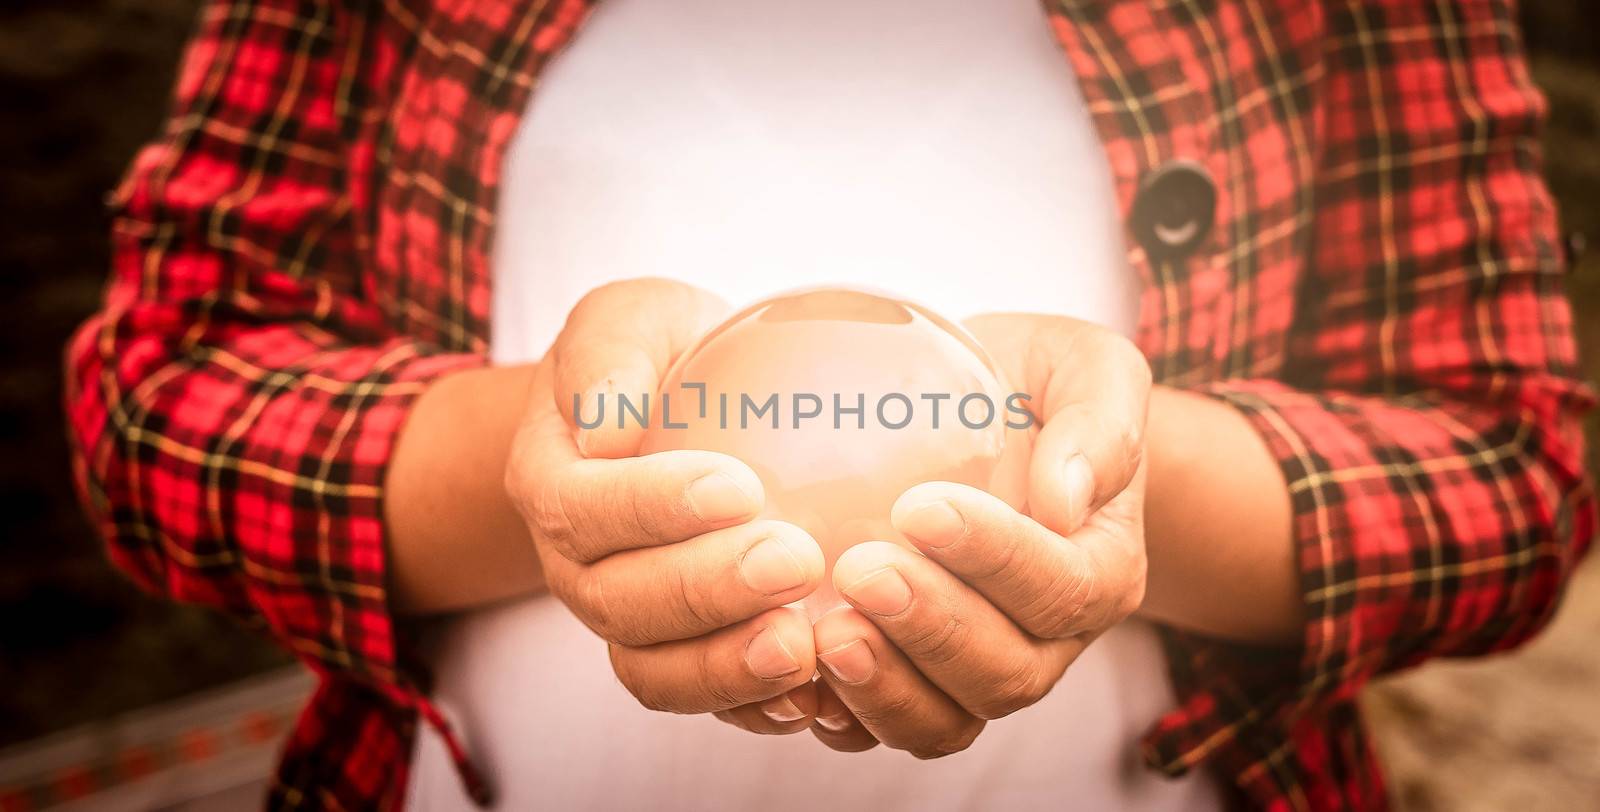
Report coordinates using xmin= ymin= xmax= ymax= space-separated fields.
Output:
xmin=1139 ymin=385 xmax=1301 ymax=644
xmin=386 ymin=363 xmax=547 ymax=614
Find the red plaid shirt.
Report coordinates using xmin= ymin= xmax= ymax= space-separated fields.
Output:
xmin=65 ymin=0 xmax=1595 ymax=809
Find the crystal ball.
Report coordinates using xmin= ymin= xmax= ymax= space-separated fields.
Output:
xmin=640 ymin=288 xmax=1032 ymax=618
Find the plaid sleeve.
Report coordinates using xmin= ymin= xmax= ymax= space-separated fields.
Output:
xmin=1144 ymin=0 xmax=1596 ymax=789
xmin=62 ymin=0 xmax=482 ymax=698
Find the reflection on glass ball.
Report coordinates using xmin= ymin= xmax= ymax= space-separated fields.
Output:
xmin=640 ymin=288 xmax=1032 ymax=618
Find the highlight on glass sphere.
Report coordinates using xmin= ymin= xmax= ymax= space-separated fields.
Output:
xmin=638 ymin=287 xmax=1034 ymax=618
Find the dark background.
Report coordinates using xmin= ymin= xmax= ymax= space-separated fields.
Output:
xmin=2 ymin=3 xmax=1597 ymax=807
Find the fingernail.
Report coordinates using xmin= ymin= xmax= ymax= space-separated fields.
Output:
xmin=815 ymin=713 xmax=854 ymax=732
xmin=687 ymin=472 xmax=758 ymax=523
xmin=739 ymin=536 xmax=807 ymax=595
xmin=818 ymin=639 xmax=877 ymax=685
xmin=745 ymin=626 xmax=801 ymax=679
xmin=1063 ymin=454 xmax=1095 ymax=522
xmin=899 ymin=500 xmax=965 ymax=548
xmin=841 ymin=568 xmax=912 ymax=617
xmin=760 ymin=694 xmax=807 ymax=723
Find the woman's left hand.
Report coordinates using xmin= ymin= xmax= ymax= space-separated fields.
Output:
xmin=807 ymin=313 xmax=1152 ymax=756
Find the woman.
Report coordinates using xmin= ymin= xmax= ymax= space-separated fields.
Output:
xmin=67 ymin=0 xmax=1593 ymax=809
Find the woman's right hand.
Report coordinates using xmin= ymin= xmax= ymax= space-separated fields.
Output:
xmin=505 ymin=279 xmax=826 ymax=731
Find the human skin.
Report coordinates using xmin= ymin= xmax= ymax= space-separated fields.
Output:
xmin=384 ymin=278 xmax=1298 ymax=752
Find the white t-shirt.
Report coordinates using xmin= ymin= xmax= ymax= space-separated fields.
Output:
xmin=409 ymin=0 xmax=1221 ymax=809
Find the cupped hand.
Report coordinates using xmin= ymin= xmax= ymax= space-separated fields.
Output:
xmin=504 ymin=279 xmax=826 ymax=733
xmin=808 ymin=313 xmax=1151 ymax=757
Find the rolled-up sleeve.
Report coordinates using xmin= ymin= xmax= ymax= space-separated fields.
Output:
xmin=1142 ymin=0 xmax=1595 ymax=795
xmin=63 ymin=0 xmax=483 ymax=700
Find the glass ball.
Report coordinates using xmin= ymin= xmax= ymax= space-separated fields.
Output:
xmin=640 ymin=288 xmax=1032 ymax=618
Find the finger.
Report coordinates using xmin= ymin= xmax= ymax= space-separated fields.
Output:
xmin=809 ymin=679 xmax=879 ymax=752
xmin=891 ymin=481 xmax=1119 ymax=640
xmin=609 ymin=607 xmax=815 ymax=715
xmin=549 ymin=520 xmax=825 ymax=646
xmin=551 ymin=278 xmax=728 ymax=458
xmin=812 ymin=606 xmax=985 ymax=758
xmin=963 ymin=314 xmax=1150 ymax=530
xmin=509 ymin=394 xmax=764 ymax=563
xmin=1059 ymin=475 xmax=1150 ymax=636
xmin=832 ymin=542 xmax=1077 ymax=721
xmin=714 ymin=683 xmax=819 ymax=735
xmin=1029 ymin=403 xmax=1137 ymax=534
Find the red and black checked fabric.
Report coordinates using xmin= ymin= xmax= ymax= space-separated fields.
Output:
xmin=63 ymin=0 xmax=1594 ymax=809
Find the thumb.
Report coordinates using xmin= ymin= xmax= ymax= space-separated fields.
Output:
xmin=550 ymin=278 xmax=728 ymax=458
xmin=963 ymin=313 xmax=1150 ymax=533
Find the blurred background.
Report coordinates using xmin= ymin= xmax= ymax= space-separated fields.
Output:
xmin=0 ymin=2 xmax=1596 ymax=809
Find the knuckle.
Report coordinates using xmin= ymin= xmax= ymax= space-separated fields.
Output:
xmin=849 ymin=689 xmax=920 ymax=730
xmin=1027 ymin=322 xmax=1080 ymax=381
xmin=1109 ymin=332 xmax=1152 ymax=386
xmin=1091 ymin=408 xmax=1143 ymax=479
xmin=571 ymin=279 xmax=634 ymax=321
xmin=609 ymin=617 xmax=660 ymax=649
xmin=910 ymin=724 xmax=981 ymax=760
xmin=952 ymin=719 xmax=986 ymax=753
xmin=699 ymin=676 xmax=745 ymax=712
xmin=967 ymin=525 xmax=1025 ymax=584
xmin=972 ymin=662 xmax=1047 ymax=720
xmin=821 ymin=735 xmax=879 ymax=754
xmin=503 ymin=453 xmax=536 ymax=509
xmin=1088 ymin=332 xmax=1150 ymax=467
xmin=694 ymin=640 xmax=747 ymax=710
xmin=668 ymin=563 xmax=725 ymax=635
xmin=631 ymin=681 xmax=674 ymax=713
xmin=1125 ymin=441 xmax=1146 ymax=483
xmin=1120 ymin=421 xmax=1146 ymax=474
xmin=1116 ymin=557 xmax=1148 ymax=622
xmin=1090 ymin=330 xmax=1152 ymax=394
xmin=572 ymin=575 xmax=623 ymax=643
xmin=530 ymin=477 xmax=585 ymax=561
xmin=609 ymin=646 xmax=664 ymax=711
xmin=896 ymin=615 xmax=972 ymax=667
xmin=571 ymin=278 xmax=681 ymax=328
xmin=623 ymin=468 xmax=675 ymax=541
xmin=1021 ymin=562 xmax=1096 ymax=639
xmin=609 ymin=627 xmax=657 ymax=649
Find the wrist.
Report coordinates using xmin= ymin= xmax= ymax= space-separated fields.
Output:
xmin=1138 ymin=384 xmax=1302 ymax=643
xmin=387 ymin=363 xmax=546 ymax=615
xmin=1142 ymin=385 xmax=1206 ymax=556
